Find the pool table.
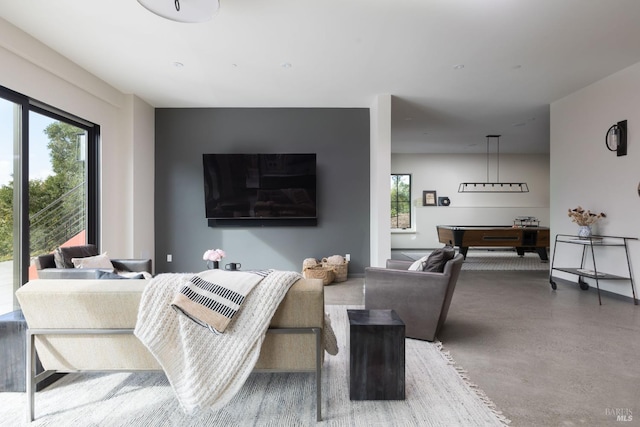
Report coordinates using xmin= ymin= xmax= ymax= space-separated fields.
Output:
xmin=436 ymin=225 xmax=550 ymax=261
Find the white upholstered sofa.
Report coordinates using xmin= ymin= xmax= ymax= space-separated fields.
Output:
xmin=16 ymin=276 xmax=325 ymax=422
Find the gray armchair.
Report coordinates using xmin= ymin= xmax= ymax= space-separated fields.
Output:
xmin=34 ymin=244 xmax=152 ymax=279
xmin=364 ymin=254 xmax=464 ymax=341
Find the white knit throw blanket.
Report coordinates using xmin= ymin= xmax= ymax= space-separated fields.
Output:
xmin=134 ymin=270 xmax=301 ymax=414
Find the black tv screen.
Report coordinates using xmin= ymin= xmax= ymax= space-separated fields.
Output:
xmin=203 ymin=154 xmax=317 ymax=226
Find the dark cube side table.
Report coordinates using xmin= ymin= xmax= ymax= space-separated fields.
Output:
xmin=348 ymin=309 xmax=405 ymax=400
xmin=0 ymin=310 xmax=33 ymax=392
xmin=0 ymin=310 xmax=58 ymax=392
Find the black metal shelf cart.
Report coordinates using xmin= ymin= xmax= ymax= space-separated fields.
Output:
xmin=549 ymin=234 xmax=637 ymax=305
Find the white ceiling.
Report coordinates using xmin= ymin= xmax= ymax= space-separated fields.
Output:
xmin=2 ymin=0 xmax=640 ymax=154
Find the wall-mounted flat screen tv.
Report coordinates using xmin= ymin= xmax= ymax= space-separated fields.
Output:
xmin=203 ymin=153 xmax=317 ymax=226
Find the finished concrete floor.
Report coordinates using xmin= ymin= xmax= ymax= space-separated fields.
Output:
xmin=324 ymin=271 xmax=640 ymax=426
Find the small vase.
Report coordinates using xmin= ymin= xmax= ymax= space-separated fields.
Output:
xmin=578 ymin=226 xmax=592 ymax=239
xmin=207 ymin=261 xmax=219 ymax=269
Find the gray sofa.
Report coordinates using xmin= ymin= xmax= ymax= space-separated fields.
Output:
xmin=34 ymin=244 xmax=152 ymax=279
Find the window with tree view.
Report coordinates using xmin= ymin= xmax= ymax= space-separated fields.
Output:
xmin=391 ymin=174 xmax=411 ymax=229
xmin=1 ymin=86 xmax=98 ymax=315
xmin=28 ymin=112 xmax=88 ymax=265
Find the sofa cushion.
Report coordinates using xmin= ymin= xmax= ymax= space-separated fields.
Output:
xmin=423 ymin=246 xmax=455 ymax=273
xmin=34 ymin=253 xmax=56 ymax=270
xmin=54 ymin=244 xmax=99 ymax=268
xmin=72 ymin=252 xmax=113 ymax=269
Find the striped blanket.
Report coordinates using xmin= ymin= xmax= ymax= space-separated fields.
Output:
xmin=134 ymin=270 xmax=301 ymax=414
xmin=171 ymin=269 xmax=271 ymax=334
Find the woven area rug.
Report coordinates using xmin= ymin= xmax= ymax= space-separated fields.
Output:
xmin=400 ymin=250 xmax=549 ymax=271
xmin=0 ymin=305 xmax=508 ymax=426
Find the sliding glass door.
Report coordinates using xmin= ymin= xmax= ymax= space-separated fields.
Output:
xmin=28 ymin=111 xmax=89 ymax=270
xmin=0 ymin=97 xmax=21 ymax=315
xmin=0 ymin=86 xmax=99 ymax=315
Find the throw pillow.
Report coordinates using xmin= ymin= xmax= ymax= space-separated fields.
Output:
xmin=423 ymin=246 xmax=455 ymax=273
xmin=53 ymin=248 xmax=66 ymax=268
xmin=408 ymin=255 xmax=429 ymax=271
xmin=56 ymin=244 xmax=99 ymax=268
xmin=96 ymin=270 xmax=144 ymax=280
xmin=72 ymin=252 xmax=113 ymax=269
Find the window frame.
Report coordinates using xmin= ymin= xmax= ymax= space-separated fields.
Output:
xmin=390 ymin=173 xmax=412 ymax=230
xmin=1 ymin=85 xmax=100 ymax=310
xmin=29 ymin=102 xmax=100 ymax=249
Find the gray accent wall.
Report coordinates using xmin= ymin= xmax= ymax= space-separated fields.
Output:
xmin=155 ymin=108 xmax=370 ymax=276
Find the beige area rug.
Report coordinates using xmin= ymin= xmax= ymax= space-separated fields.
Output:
xmin=401 ymin=249 xmax=550 ymax=271
xmin=0 ymin=305 xmax=509 ymax=426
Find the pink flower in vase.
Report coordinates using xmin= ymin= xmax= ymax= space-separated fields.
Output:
xmin=203 ymin=249 xmax=226 ymax=268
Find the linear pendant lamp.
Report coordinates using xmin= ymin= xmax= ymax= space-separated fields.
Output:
xmin=137 ymin=0 xmax=220 ymax=23
xmin=458 ymin=135 xmax=529 ymax=193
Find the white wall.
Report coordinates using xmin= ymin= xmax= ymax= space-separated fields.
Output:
xmin=0 ymin=18 xmax=155 ymax=262
xmin=370 ymin=95 xmax=392 ymax=267
xmin=391 ymin=153 xmax=550 ymax=249
xmin=551 ymin=61 xmax=640 ymax=299
xmin=128 ymin=95 xmax=155 ymax=264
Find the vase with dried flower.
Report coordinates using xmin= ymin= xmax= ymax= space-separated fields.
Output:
xmin=203 ymin=248 xmax=226 ymax=269
xmin=567 ymin=206 xmax=606 ymax=238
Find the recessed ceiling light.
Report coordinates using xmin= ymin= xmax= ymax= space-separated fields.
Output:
xmin=173 ymin=61 xmax=184 ymax=68
xmin=453 ymin=64 xmax=465 ymax=70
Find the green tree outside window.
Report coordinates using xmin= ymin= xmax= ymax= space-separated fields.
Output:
xmin=0 ymin=122 xmax=85 ymax=260
xmin=391 ymin=174 xmax=411 ymax=229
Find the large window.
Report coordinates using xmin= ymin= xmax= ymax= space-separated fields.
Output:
xmin=0 ymin=86 xmax=99 ymax=315
xmin=391 ymin=174 xmax=411 ymax=229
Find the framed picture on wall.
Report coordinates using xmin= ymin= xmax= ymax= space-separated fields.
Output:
xmin=423 ymin=190 xmax=437 ymax=206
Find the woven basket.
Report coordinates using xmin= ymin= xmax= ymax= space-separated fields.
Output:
xmin=322 ymin=258 xmax=349 ymax=283
xmin=303 ymin=265 xmax=335 ymax=285
xmin=302 ymin=258 xmax=318 ymax=270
